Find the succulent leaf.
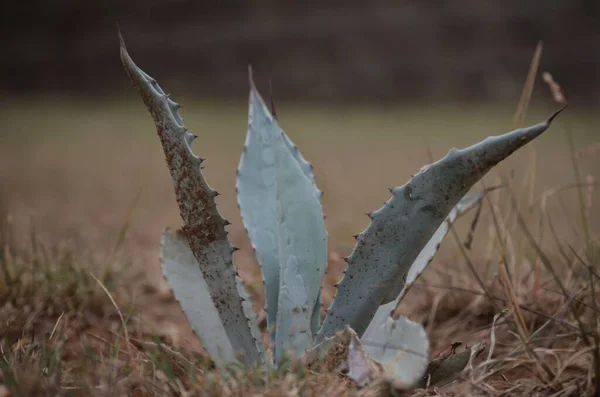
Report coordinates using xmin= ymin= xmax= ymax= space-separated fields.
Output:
xmin=120 ymin=35 xmax=263 ymax=365
xmin=317 ymin=109 xmax=564 ymax=341
xmin=360 ymin=316 xmax=429 ymax=389
xmin=347 ymin=330 xmax=379 ymax=387
xmin=160 ymin=229 xmax=240 ymax=369
xmin=275 ymin=256 xmax=312 ymax=360
xmin=361 ymin=192 xmax=485 ymax=342
xmin=236 ymin=73 xmax=327 ymax=362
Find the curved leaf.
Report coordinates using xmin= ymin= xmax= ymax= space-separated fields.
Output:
xmin=160 ymin=228 xmax=236 ymax=369
xmin=317 ymin=108 xmax=564 ymax=341
xmin=347 ymin=331 xmax=376 ymax=387
xmin=236 ymin=73 xmax=327 ymax=362
xmin=361 ymin=316 xmax=429 ymax=389
xmin=361 ymin=192 xmax=484 ymax=342
xmin=120 ymin=35 xmax=263 ymax=365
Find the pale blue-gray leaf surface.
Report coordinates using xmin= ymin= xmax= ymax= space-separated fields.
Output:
xmin=317 ymin=108 xmax=564 ymax=341
xmin=360 ymin=316 xmax=429 ymax=389
xmin=347 ymin=328 xmax=376 ymax=387
xmin=236 ymin=73 xmax=327 ymax=362
xmin=120 ymin=35 xmax=263 ymax=365
xmin=160 ymin=228 xmax=237 ymax=369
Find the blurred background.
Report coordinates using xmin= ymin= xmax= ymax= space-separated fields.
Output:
xmin=2 ymin=0 xmax=600 ymax=105
xmin=1 ymin=1 xmax=598 ymax=300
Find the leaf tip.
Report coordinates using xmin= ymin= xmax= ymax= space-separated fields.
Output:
xmin=268 ymin=78 xmax=277 ymax=119
xmin=547 ymin=103 xmax=568 ymax=124
xmin=248 ymin=65 xmax=256 ymax=91
xmin=117 ymin=24 xmax=126 ymax=51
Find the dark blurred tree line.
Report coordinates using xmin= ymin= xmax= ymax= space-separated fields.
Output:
xmin=2 ymin=0 xmax=599 ymax=105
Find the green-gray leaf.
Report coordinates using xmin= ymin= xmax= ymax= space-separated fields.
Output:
xmin=160 ymin=228 xmax=239 ymax=369
xmin=361 ymin=192 xmax=484 ymax=342
xmin=361 ymin=316 xmax=429 ymax=389
xmin=317 ymin=108 xmax=564 ymax=341
xmin=120 ymin=34 xmax=263 ymax=365
xmin=236 ymin=72 xmax=327 ymax=363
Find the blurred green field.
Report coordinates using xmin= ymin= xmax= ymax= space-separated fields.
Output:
xmin=2 ymin=95 xmax=599 ymax=146
xmin=0 ymin=97 xmax=597 ymax=282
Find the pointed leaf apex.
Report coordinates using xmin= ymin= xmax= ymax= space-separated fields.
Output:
xmin=318 ymin=112 xmax=562 ymax=341
xmin=117 ymin=26 xmax=126 ymax=51
xmin=269 ymin=79 xmax=277 ymax=119
xmin=547 ymin=103 xmax=567 ymax=124
xmin=248 ymin=65 xmax=256 ymax=91
xmin=123 ymin=39 xmax=264 ymax=365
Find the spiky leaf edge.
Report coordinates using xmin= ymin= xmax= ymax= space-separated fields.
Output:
xmin=317 ymin=107 xmax=565 ymax=341
xmin=119 ymin=33 xmax=264 ymax=365
xmin=236 ymin=70 xmax=327 ymax=358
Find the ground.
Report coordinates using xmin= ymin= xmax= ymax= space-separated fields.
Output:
xmin=0 ymin=97 xmax=598 ymax=396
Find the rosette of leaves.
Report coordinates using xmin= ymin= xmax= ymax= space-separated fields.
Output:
xmin=119 ymin=33 xmax=563 ymax=389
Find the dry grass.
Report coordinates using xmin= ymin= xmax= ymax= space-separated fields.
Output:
xmin=0 ymin=95 xmax=598 ymax=396
xmin=1 ymin=185 xmax=598 ymax=396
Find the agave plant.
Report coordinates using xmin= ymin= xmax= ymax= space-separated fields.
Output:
xmin=119 ymin=33 xmax=563 ymax=389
